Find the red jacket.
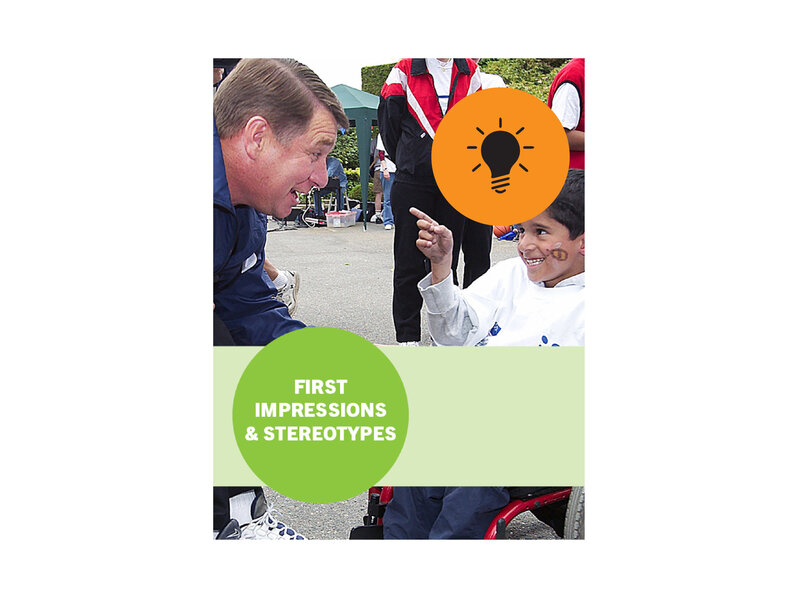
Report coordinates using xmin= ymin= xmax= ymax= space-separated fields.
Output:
xmin=547 ymin=58 xmax=585 ymax=169
xmin=378 ymin=58 xmax=482 ymax=183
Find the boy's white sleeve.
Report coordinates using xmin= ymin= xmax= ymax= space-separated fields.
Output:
xmin=418 ymin=271 xmax=497 ymax=346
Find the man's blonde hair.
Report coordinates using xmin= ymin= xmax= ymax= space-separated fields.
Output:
xmin=213 ymin=58 xmax=349 ymax=143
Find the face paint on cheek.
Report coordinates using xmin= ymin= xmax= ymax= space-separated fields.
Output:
xmin=550 ymin=242 xmax=568 ymax=261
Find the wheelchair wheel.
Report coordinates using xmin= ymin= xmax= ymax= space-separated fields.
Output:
xmin=563 ymin=486 xmax=585 ymax=539
xmin=531 ymin=500 xmax=567 ymax=538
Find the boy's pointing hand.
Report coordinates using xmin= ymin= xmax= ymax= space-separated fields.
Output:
xmin=410 ymin=207 xmax=453 ymax=283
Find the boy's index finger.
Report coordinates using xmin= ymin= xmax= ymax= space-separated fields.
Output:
xmin=410 ymin=206 xmax=440 ymax=230
xmin=409 ymin=206 xmax=434 ymax=223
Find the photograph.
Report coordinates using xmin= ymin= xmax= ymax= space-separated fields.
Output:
xmin=212 ymin=57 xmax=584 ymax=541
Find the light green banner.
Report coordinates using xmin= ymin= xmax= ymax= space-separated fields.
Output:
xmin=214 ymin=346 xmax=583 ymax=487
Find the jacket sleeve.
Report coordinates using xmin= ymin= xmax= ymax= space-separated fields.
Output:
xmin=214 ymin=258 xmax=306 ymax=346
xmin=418 ymin=272 xmax=495 ymax=347
xmin=377 ymin=66 xmax=406 ymax=162
xmin=214 ymin=209 xmax=305 ymax=346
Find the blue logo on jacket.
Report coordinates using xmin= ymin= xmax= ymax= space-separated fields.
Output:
xmin=538 ymin=335 xmax=559 ymax=347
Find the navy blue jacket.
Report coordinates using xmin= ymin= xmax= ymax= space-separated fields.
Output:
xmin=213 ymin=124 xmax=305 ymax=345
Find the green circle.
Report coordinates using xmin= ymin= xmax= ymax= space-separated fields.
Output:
xmin=233 ymin=327 xmax=408 ymax=503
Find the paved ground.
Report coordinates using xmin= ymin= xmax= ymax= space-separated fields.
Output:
xmin=259 ymin=217 xmax=559 ymax=540
xmin=264 ymin=216 xmax=519 ymax=346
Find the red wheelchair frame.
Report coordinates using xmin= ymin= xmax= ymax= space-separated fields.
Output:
xmin=349 ymin=486 xmax=583 ymax=540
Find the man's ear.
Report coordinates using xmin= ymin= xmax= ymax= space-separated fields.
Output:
xmin=242 ymin=116 xmax=271 ymax=160
xmin=578 ymin=234 xmax=585 ymax=256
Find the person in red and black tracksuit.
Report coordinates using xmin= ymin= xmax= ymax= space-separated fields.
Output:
xmin=378 ymin=58 xmax=483 ymax=345
xmin=547 ymin=58 xmax=585 ymax=170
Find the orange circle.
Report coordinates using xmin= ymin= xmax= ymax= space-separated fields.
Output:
xmin=432 ymin=87 xmax=569 ymax=225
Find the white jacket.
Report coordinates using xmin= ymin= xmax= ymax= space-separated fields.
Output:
xmin=418 ymin=257 xmax=584 ymax=347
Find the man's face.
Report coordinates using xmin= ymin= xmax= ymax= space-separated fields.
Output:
xmin=253 ymin=106 xmax=338 ymax=218
xmin=516 ymin=212 xmax=584 ymax=287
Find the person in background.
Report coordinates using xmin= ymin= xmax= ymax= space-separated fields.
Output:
xmin=458 ymin=60 xmax=507 ymax=288
xmin=547 ymin=58 xmax=584 ymax=169
xmin=369 ymin=133 xmax=384 ymax=224
xmin=378 ymin=58 xmax=482 ymax=345
xmin=376 ymin=133 xmax=396 ymax=230
xmin=312 ymin=154 xmax=349 ymax=217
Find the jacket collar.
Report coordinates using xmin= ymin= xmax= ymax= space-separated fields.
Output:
xmin=410 ymin=58 xmax=471 ymax=76
xmin=530 ymin=271 xmax=585 ymax=289
xmin=557 ymin=272 xmax=585 ymax=288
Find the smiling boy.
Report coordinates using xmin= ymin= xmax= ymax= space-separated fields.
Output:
xmin=383 ymin=170 xmax=584 ymax=539
xmin=412 ymin=168 xmax=584 ymax=348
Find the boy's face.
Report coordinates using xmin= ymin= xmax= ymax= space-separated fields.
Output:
xmin=516 ymin=212 xmax=584 ymax=287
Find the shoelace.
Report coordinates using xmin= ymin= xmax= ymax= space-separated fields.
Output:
xmin=241 ymin=502 xmax=305 ymax=540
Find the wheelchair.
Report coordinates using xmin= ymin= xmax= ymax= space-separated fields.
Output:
xmin=349 ymin=486 xmax=584 ymax=540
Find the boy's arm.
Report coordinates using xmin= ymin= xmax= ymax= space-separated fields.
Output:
xmin=412 ymin=207 xmax=494 ymax=346
xmin=417 ymin=272 xmax=484 ymax=346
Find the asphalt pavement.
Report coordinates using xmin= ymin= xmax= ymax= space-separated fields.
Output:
xmin=259 ymin=217 xmax=559 ymax=540
xmin=264 ymin=216 xmax=519 ymax=346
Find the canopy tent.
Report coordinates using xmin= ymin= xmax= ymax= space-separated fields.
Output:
xmin=331 ymin=84 xmax=379 ymax=230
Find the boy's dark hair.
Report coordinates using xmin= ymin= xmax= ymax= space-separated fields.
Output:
xmin=543 ymin=168 xmax=584 ymax=239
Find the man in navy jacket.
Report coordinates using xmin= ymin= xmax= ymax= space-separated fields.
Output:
xmin=212 ymin=58 xmax=349 ymax=539
xmin=213 ymin=58 xmax=349 ymax=346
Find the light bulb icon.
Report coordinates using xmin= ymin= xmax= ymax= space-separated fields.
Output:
xmin=481 ymin=130 xmax=519 ymax=193
xmin=431 ymin=87 xmax=570 ymax=226
xmin=468 ymin=118 xmax=534 ymax=194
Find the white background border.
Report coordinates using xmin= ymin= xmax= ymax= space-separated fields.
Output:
xmin=3 ymin=2 xmax=798 ymax=596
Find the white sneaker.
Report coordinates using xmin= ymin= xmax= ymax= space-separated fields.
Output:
xmin=275 ymin=270 xmax=300 ymax=316
xmin=370 ymin=213 xmax=383 ymax=224
xmin=241 ymin=502 xmax=306 ymax=540
xmin=384 ymin=224 xmax=394 ymax=230
xmin=398 ymin=341 xmax=420 ymax=346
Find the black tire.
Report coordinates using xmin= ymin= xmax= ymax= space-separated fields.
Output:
xmin=531 ymin=500 xmax=567 ymax=538
xmin=563 ymin=486 xmax=585 ymax=539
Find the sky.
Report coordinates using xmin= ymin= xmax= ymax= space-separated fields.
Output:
xmin=294 ymin=55 xmax=400 ymax=90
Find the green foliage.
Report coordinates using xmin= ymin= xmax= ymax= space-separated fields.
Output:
xmin=330 ymin=128 xmax=359 ymax=170
xmin=361 ymin=63 xmax=395 ymax=96
xmin=344 ymin=168 xmax=360 ymax=187
xmin=344 ymin=168 xmax=375 ymax=202
xmin=347 ymin=180 xmax=375 ymax=203
xmin=478 ymin=58 xmax=570 ymax=102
